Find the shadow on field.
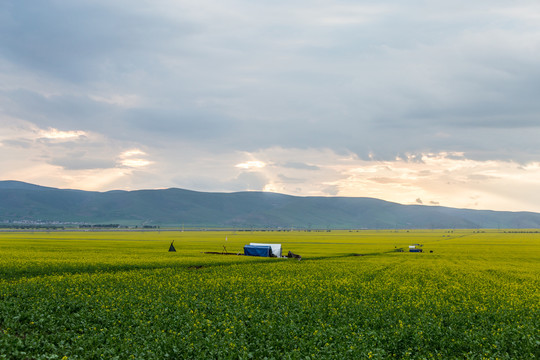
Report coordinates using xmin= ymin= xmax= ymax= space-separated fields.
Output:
xmin=302 ymin=251 xmax=395 ymax=261
xmin=0 ymin=257 xmax=281 ymax=281
xmin=2 ymin=251 xmax=398 ymax=281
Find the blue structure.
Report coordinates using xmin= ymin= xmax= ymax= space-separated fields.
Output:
xmin=244 ymin=245 xmax=272 ymax=257
xmin=409 ymin=248 xmax=423 ymax=253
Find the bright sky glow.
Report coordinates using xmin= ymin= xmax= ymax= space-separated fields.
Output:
xmin=120 ymin=149 xmax=147 ymax=158
xmin=119 ymin=149 xmax=151 ymax=168
xmin=235 ymin=161 xmax=266 ymax=170
xmin=120 ymin=159 xmax=152 ymax=168
xmin=39 ymin=128 xmax=86 ymax=140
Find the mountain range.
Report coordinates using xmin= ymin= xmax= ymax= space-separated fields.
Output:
xmin=1 ymin=180 xmax=540 ymax=229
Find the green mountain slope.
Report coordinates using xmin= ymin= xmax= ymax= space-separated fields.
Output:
xmin=1 ymin=181 xmax=539 ymax=228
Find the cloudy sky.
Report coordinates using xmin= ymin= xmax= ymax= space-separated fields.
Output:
xmin=2 ymin=0 xmax=540 ymax=211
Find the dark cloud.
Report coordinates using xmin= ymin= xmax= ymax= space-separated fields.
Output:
xmin=1 ymin=139 xmax=32 ymax=148
xmin=0 ymin=1 xmax=199 ymax=82
xmin=280 ymin=162 xmax=320 ymax=171
xmin=1 ymin=89 xmax=236 ymax=147
xmin=1 ymin=89 xmax=118 ymax=132
xmin=322 ymin=185 xmax=339 ymax=196
xmin=277 ymin=174 xmax=305 ymax=184
xmin=124 ymin=107 xmax=234 ymax=141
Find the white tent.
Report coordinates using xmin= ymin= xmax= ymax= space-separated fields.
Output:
xmin=250 ymin=243 xmax=282 ymax=257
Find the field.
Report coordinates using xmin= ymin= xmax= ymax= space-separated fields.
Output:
xmin=0 ymin=230 xmax=538 ymax=359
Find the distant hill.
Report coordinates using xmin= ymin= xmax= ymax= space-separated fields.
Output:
xmin=0 ymin=180 xmax=57 ymax=191
xmin=1 ymin=180 xmax=540 ymax=229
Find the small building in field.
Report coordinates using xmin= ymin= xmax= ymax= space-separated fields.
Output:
xmin=244 ymin=244 xmax=272 ymax=257
xmin=250 ymin=243 xmax=282 ymax=257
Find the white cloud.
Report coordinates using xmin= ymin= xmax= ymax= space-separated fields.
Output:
xmin=120 ymin=158 xmax=152 ymax=168
xmin=120 ymin=149 xmax=147 ymax=158
xmin=235 ymin=161 xmax=265 ymax=170
xmin=38 ymin=128 xmax=87 ymax=141
xmin=118 ymin=149 xmax=152 ymax=168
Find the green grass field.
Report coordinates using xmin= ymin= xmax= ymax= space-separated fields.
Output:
xmin=0 ymin=230 xmax=538 ymax=359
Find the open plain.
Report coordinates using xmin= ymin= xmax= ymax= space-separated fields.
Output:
xmin=0 ymin=230 xmax=538 ymax=359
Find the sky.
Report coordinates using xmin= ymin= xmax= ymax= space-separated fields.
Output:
xmin=1 ymin=0 xmax=540 ymax=212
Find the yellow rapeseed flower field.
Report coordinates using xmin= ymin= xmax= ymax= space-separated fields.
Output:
xmin=0 ymin=229 xmax=538 ymax=359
